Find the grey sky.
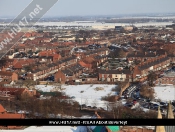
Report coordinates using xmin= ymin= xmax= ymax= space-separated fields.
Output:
xmin=0 ymin=0 xmax=175 ymax=17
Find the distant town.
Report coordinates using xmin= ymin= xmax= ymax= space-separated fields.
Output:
xmin=0 ymin=14 xmax=175 ymax=131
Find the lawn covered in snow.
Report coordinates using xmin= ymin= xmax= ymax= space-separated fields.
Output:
xmin=35 ymin=84 xmax=117 ymax=108
xmin=154 ymin=85 xmax=175 ymax=101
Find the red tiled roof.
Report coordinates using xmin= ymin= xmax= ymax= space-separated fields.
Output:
xmin=13 ymin=59 xmax=35 ymax=67
xmin=13 ymin=62 xmax=22 ymax=69
xmin=39 ymin=50 xmax=57 ymax=56
xmin=79 ymin=61 xmax=91 ymax=68
xmin=0 ymin=104 xmax=6 ymax=113
xmin=83 ymin=57 xmax=96 ymax=64
xmin=0 ymin=88 xmax=26 ymax=96
xmin=0 ymin=71 xmax=13 ymax=76
xmin=0 ymin=113 xmax=25 ymax=119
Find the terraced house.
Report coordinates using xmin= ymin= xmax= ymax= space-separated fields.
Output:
xmin=133 ymin=56 xmax=170 ymax=81
xmin=55 ymin=64 xmax=84 ymax=84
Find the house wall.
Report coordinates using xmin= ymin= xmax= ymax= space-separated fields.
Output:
xmin=55 ymin=70 xmax=66 ymax=83
xmin=12 ymin=73 xmax=18 ymax=81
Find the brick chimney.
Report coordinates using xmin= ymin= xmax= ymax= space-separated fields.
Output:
xmin=144 ymin=51 xmax=147 ymax=55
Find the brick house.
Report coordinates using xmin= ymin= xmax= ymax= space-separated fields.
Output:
xmin=0 ymin=71 xmax=18 ymax=82
xmin=133 ymin=56 xmax=170 ymax=82
xmin=155 ymin=71 xmax=175 ymax=85
xmin=98 ymin=69 xmax=133 ymax=82
xmin=57 ymin=56 xmax=77 ymax=70
xmin=127 ymin=50 xmax=167 ymax=62
xmin=12 ymin=59 xmax=36 ymax=71
xmin=0 ymin=87 xmax=36 ymax=101
xmin=38 ymin=50 xmax=61 ymax=62
xmin=0 ymin=104 xmax=25 ymax=129
xmin=55 ymin=64 xmax=84 ymax=83
xmin=26 ymin=63 xmax=58 ymax=81
xmin=94 ymin=55 xmax=108 ymax=66
xmin=79 ymin=57 xmax=97 ymax=72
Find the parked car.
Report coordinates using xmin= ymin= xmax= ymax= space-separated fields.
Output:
xmin=136 ymin=96 xmax=141 ymax=100
xmin=70 ymin=96 xmax=75 ymax=99
xmin=146 ymin=99 xmax=151 ymax=103
xmin=80 ymin=104 xmax=86 ymax=108
xmin=92 ymin=106 xmax=97 ymax=109
xmin=160 ymin=102 xmax=167 ymax=106
xmin=87 ymin=106 xmax=91 ymax=109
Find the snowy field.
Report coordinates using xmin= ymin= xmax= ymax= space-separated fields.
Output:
xmin=34 ymin=22 xmax=173 ymax=27
xmin=154 ymin=85 xmax=175 ymax=101
xmin=0 ymin=21 xmax=172 ymax=28
xmin=0 ymin=126 xmax=87 ymax=132
xmin=35 ymin=84 xmax=117 ymax=108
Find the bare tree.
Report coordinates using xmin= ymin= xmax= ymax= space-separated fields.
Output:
xmin=23 ymin=79 xmax=36 ymax=89
xmin=140 ymin=84 xmax=155 ymax=99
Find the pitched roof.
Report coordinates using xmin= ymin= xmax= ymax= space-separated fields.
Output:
xmin=0 ymin=104 xmax=6 ymax=113
xmin=0 ymin=88 xmax=26 ymax=96
xmin=98 ymin=69 xmax=131 ymax=75
xmin=0 ymin=71 xmax=13 ymax=76
xmin=83 ymin=57 xmax=96 ymax=64
xmin=79 ymin=61 xmax=90 ymax=67
xmin=139 ymin=57 xmax=169 ymax=70
xmin=0 ymin=113 xmax=25 ymax=119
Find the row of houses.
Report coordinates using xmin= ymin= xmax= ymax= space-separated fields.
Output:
xmin=98 ymin=55 xmax=171 ymax=83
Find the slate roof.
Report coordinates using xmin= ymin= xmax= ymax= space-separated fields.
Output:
xmin=98 ymin=69 xmax=131 ymax=74
xmin=139 ymin=57 xmax=169 ymax=70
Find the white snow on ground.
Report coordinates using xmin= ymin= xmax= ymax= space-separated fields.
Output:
xmin=35 ymin=84 xmax=117 ymax=109
xmin=35 ymin=85 xmax=56 ymax=92
xmin=154 ymin=85 xmax=175 ymax=101
xmin=33 ymin=21 xmax=172 ymax=27
xmin=0 ymin=126 xmax=87 ymax=132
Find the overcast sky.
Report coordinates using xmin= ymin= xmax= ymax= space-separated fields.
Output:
xmin=0 ymin=0 xmax=175 ymax=17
